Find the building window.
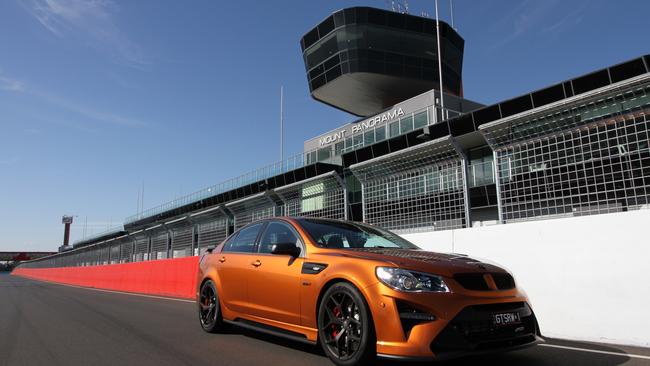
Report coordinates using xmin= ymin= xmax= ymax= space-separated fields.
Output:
xmin=306 ymin=151 xmax=317 ymax=165
xmin=345 ymin=137 xmax=353 ymax=151
xmin=375 ymin=126 xmax=386 ymax=142
xmin=400 ymin=115 xmax=414 ymax=134
xmin=301 ymin=182 xmax=325 ymax=212
xmin=364 ymin=130 xmax=375 ymax=146
xmin=334 ymin=141 xmax=344 ymax=156
xmin=414 ymin=111 xmax=428 ymax=129
xmin=425 ymin=170 xmax=441 ymax=193
xmin=353 ymin=134 xmax=363 ymax=149
xmin=318 ymin=147 xmax=332 ymax=162
xmin=389 ymin=121 xmax=399 ymax=137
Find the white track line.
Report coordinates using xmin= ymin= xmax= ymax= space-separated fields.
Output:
xmin=26 ymin=277 xmax=195 ymax=304
xmin=539 ymin=344 xmax=650 ymax=360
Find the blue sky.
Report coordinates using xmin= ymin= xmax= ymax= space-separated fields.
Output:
xmin=1 ymin=0 xmax=648 ymax=251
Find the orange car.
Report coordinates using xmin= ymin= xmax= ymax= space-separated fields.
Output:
xmin=197 ymin=217 xmax=542 ymax=365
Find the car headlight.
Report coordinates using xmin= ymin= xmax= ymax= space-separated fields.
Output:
xmin=376 ymin=267 xmax=449 ymax=293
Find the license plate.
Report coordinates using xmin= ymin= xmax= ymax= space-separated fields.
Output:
xmin=493 ymin=312 xmax=521 ymax=326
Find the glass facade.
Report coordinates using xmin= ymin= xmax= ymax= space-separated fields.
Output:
xmin=304 ymin=26 xmax=463 ymax=95
xmin=309 ymin=104 xmax=464 ymax=161
xmin=467 ymin=146 xmax=495 ymax=188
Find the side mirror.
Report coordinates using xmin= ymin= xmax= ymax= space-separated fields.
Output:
xmin=206 ymin=245 xmax=216 ymax=254
xmin=271 ymin=243 xmax=301 ymax=257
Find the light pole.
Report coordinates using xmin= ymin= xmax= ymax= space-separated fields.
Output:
xmin=280 ymin=85 xmax=284 ymax=166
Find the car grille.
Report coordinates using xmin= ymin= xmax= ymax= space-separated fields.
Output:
xmin=492 ymin=273 xmax=515 ymax=290
xmin=430 ymin=302 xmax=538 ymax=354
xmin=453 ymin=273 xmax=515 ymax=291
xmin=454 ymin=274 xmax=490 ymax=290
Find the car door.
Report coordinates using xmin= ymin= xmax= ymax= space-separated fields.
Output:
xmin=246 ymin=220 xmax=303 ymax=325
xmin=216 ymin=222 xmax=264 ymax=314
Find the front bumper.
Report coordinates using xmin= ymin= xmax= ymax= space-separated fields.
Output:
xmin=365 ymin=284 xmax=543 ymax=360
xmin=427 ymin=301 xmax=543 ymax=360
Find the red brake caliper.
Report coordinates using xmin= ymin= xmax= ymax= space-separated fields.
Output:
xmin=331 ymin=306 xmax=342 ymax=337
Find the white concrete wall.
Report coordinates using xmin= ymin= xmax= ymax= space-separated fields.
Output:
xmin=401 ymin=209 xmax=650 ymax=348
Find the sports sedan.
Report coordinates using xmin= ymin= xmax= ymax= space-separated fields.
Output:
xmin=197 ymin=217 xmax=542 ymax=365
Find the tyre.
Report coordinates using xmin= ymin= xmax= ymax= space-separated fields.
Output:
xmin=198 ymin=280 xmax=227 ymax=333
xmin=317 ymin=282 xmax=376 ymax=366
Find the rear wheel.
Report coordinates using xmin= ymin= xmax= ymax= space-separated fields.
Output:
xmin=317 ymin=282 xmax=376 ymax=366
xmin=198 ymin=280 xmax=227 ymax=333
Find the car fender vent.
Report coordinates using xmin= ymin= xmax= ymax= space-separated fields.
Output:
xmin=395 ymin=300 xmax=436 ymax=339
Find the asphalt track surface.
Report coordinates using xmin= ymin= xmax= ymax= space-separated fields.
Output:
xmin=1 ymin=273 xmax=649 ymax=366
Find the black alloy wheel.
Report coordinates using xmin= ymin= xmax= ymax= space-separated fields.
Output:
xmin=318 ymin=282 xmax=376 ymax=366
xmin=198 ymin=280 xmax=225 ymax=333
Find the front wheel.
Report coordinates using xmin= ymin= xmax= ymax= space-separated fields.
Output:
xmin=198 ymin=280 xmax=227 ymax=333
xmin=317 ymin=282 xmax=376 ymax=366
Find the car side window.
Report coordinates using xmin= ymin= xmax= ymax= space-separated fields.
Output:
xmin=223 ymin=223 xmax=263 ymax=253
xmin=220 ymin=232 xmax=239 ymax=252
xmin=258 ymin=222 xmax=301 ymax=254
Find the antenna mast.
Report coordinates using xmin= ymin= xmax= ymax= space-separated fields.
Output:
xmin=435 ymin=0 xmax=445 ymax=120
xmin=450 ymin=0 xmax=455 ymax=30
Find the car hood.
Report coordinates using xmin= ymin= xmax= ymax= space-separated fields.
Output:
xmin=331 ymin=248 xmax=508 ymax=277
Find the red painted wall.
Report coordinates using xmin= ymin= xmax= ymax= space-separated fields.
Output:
xmin=12 ymin=256 xmax=199 ymax=299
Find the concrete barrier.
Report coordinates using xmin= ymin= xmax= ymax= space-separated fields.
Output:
xmin=12 ymin=256 xmax=199 ymax=299
xmin=402 ymin=209 xmax=650 ymax=348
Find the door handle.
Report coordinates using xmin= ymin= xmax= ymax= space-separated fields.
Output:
xmin=251 ymin=260 xmax=262 ymax=267
xmin=219 ymin=257 xmax=226 ymax=263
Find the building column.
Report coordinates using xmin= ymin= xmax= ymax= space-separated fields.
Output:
xmin=461 ymin=158 xmax=472 ymax=228
xmin=360 ymin=182 xmax=366 ymax=223
xmin=493 ymin=150 xmax=504 ymax=224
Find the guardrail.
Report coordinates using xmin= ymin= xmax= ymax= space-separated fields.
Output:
xmin=73 ymin=226 xmax=124 ymax=247
xmin=124 ymin=150 xmax=333 ymax=225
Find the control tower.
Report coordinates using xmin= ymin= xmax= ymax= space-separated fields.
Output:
xmin=300 ymin=7 xmax=464 ymax=116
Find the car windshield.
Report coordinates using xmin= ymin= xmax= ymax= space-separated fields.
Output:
xmin=297 ymin=219 xmax=420 ymax=250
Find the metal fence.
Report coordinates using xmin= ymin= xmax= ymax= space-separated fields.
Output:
xmin=197 ymin=218 xmax=228 ymax=256
xmin=171 ymin=225 xmax=193 ymax=258
xmin=482 ymin=78 xmax=650 ymax=222
xmin=350 ymin=136 xmax=469 ymax=233
xmin=496 ymin=111 xmax=649 ymax=222
xmin=275 ymin=172 xmax=347 ymax=220
xmin=227 ymin=193 xmax=281 ymax=230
